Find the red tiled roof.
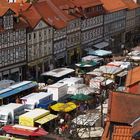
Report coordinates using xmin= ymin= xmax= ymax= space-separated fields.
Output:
xmin=0 ymin=7 xmax=9 ymax=16
xmin=10 ymin=3 xmax=31 ymax=16
xmin=33 ymin=1 xmax=67 ymax=29
xmin=45 ymin=0 xmax=79 ymax=21
xmin=109 ymin=92 xmax=140 ymax=124
xmin=100 ymin=0 xmax=127 ymax=12
xmin=102 ymin=121 xmax=140 ymax=140
xmin=101 ymin=121 xmax=110 ymax=140
xmin=121 ymin=0 xmax=139 ymax=9
xmin=14 ymin=18 xmax=28 ymax=29
xmin=0 ymin=0 xmax=9 ymax=6
xmin=112 ymin=126 xmax=132 ymax=140
xmin=71 ymin=0 xmax=102 ymax=9
xmin=21 ymin=5 xmax=42 ymax=28
xmin=125 ymin=66 xmax=140 ymax=87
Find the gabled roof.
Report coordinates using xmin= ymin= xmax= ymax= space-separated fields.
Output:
xmin=21 ymin=5 xmax=42 ymax=28
xmin=109 ymin=92 xmax=140 ymax=124
xmin=100 ymin=0 xmax=127 ymax=13
xmin=33 ymin=1 xmax=67 ymax=29
xmin=125 ymin=66 xmax=140 ymax=87
xmin=10 ymin=3 xmax=31 ymax=16
xmin=45 ymin=0 xmax=81 ymax=21
xmin=0 ymin=0 xmax=9 ymax=6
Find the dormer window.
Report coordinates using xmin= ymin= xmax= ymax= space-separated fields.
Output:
xmin=68 ymin=8 xmax=76 ymax=14
xmin=85 ymin=7 xmax=92 ymax=13
xmin=14 ymin=17 xmax=19 ymax=23
xmin=3 ymin=15 xmax=13 ymax=30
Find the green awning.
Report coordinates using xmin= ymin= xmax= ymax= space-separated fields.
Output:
xmin=70 ymin=94 xmax=91 ymax=101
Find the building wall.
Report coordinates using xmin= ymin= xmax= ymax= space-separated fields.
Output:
xmin=53 ymin=28 xmax=67 ymax=67
xmin=66 ymin=18 xmax=81 ymax=65
xmin=81 ymin=15 xmax=104 ymax=47
xmin=104 ymin=10 xmax=126 ymax=53
xmin=0 ymin=9 xmax=26 ymax=82
xmin=27 ymin=20 xmax=53 ymax=81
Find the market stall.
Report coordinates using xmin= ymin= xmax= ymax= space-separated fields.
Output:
xmin=50 ymin=102 xmax=77 ymax=113
xmin=2 ymin=124 xmax=48 ymax=139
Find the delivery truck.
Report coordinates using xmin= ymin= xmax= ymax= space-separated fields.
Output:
xmin=21 ymin=92 xmax=53 ymax=111
xmin=47 ymin=82 xmax=68 ymax=101
xmin=0 ymin=103 xmax=25 ymax=126
xmin=19 ymin=108 xmax=50 ymax=127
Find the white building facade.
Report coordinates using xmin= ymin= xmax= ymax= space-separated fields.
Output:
xmin=27 ymin=20 xmax=53 ymax=80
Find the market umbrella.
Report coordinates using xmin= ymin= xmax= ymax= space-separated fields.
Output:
xmin=61 ymin=102 xmax=77 ymax=112
xmin=50 ymin=102 xmax=77 ymax=112
xmin=70 ymin=94 xmax=91 ymax=101
xmin=50 ymin=103 xmax=65 ymax=112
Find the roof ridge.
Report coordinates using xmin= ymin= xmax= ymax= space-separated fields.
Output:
xmin=46 ymin=0 xmax=68 ymax=22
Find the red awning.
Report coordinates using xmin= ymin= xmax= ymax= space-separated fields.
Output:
xmin=2 ymin=125 xmax=48 ymax=137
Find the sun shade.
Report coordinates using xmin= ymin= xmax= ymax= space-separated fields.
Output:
xmin=35 ymin=114 xmax=58 ymax=125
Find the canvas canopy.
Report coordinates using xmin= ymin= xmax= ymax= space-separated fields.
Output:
xmin=35 ymin=114 xmax=58 ymax=125
xmin=88 ymin=49 xmax=112 ymax=57
xmin=2 ymin=125 xmax=48 ymax=137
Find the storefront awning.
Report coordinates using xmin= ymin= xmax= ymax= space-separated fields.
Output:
xmin=94 ymin=42 xmax=109 ymax=49
xmin=35 ymin=114 xmax=58 ymax=125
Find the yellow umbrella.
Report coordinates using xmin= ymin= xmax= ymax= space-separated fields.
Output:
xmin=60 ymin=102 xmax=77 ymax=112
xmin=50 ymin=102 xmax=77 ymax=112
xmin=50 ymin=103 xmax=64 ymax=112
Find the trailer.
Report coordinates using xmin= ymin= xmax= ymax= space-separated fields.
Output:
xmin=19 ymin=108 xmax=50 ymax=127
xmin=0 ymin=103 xmax=25 ymax=126
xmin=21 ymin=92 xmax=53 ymax=111
xmin=47 ymin=82 xmax=68 ymax=101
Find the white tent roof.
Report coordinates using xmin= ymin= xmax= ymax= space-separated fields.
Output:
xmin=42 ymin=68 xmax=75 ymax=77
xmin=99 ymin=65 xmax=124 ymax=75
xmin=72 ymin=112 xmax=100 ymax=126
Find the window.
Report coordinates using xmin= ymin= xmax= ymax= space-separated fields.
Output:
xmin=29 ymin=34 xmax=31 ymax=40
xmin=34 ymin=33 xmax=36 ymax=39
xmin=10 ymin=33 xmax=13 ymax=43
xmin=85 ymin=8 xmax=92 ymax=13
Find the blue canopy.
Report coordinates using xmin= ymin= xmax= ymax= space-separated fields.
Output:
xmin=0 ymin=82 xmax=38 ymax=99
xmin=88 ymin=49 xmax=112 ymax=57
xmin=37 ymin=99 xmax=56 ymax=109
